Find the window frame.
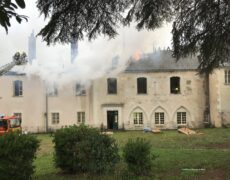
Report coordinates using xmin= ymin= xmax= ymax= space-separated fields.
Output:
xmin=13 ymin=112 xmax=22 ymax=123
xmin=224 ymin=70 xmax=230 ymax=85
xmin=177 ymin=112 xmax=186 ymax=125
xmin=77 ymin=112 xmax=85 ymax=124
xmin=137 ymin=77 xmax=147 ymax=94
xmin=51 ymin=112 xmax=60 ymax=124
xmin=14 ymin=80 xmax=23 ymax=96
xmin=133 ymin=112 xmax=143 ymax=125
xmin=155 ymin=112 xmax=164 ymax=125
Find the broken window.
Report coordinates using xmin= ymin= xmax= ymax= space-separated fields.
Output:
xmin=133 ymin=112 xmax=143 ymax=124
xmin=137 ymin=77 xmax=147 ymax=94
xmin=177 ymin=112 xmax=186 ymax=124
xmin=76 ymin=83 xmax=86 ymax=96
xmin=225 ymin=70 xmax=230 ymax=84
xmin=14 ymin=80 xmax=23 ymax=96
xmin=51 ymin=112 xmax=59 ymax=124
xmin=155 ymin=112 xmax=164 ymax=125
xmin=77 ymin=112 xmax=85 ymax=124
xmin=170 ymin=77 xmax=180 ymax=94
xmin=107 ymin=78 xmax=117 ymax=94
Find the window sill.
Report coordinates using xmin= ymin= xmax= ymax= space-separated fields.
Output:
xmin=13 ymin=95 xmax=23 ymax=97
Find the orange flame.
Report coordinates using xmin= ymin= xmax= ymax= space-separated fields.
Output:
xmin=133 ymin=50 xmax=141 ymax=61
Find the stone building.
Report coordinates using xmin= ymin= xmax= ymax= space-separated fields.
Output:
xmin=0 ymin=50 xmax=229 ymax=132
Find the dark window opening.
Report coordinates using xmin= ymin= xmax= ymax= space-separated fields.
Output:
xmin=170 ymin=77 xmax=180 ymax=94
xmin=107 ymin=78 xmax=117 ymax=94
xmin=76 ymin=83 xmax=86 ymax=96
xmin=14 ymin=80 xmax=23 ymax=96
xmin=137 ymin=77 xmax=147 ymax=94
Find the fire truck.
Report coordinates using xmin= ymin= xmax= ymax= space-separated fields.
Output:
xmin=0 ymin=115 xmax=21 ymax=135
xmin=0 ymin=52 xmax=27 ymax=135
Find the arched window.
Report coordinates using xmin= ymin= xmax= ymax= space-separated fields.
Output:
xmin=137 ymin=77 xmax=147 ymax=94
xmin=107 ymin=78 xmax=117 ymax=94
xmin=14 ymin=80 xmax=23 ymax=96
xmin=170 ymin=77 xmax=180 ymax=94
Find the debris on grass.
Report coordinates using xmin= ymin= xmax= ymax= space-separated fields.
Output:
xmin=178 ymin=127 xmax=203 ymax=135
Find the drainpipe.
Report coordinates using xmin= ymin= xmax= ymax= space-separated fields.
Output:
xmin=45 ymin=89 xmax=49 ymax=132
xmin=204 ymin=72 xmax=210 ymax=126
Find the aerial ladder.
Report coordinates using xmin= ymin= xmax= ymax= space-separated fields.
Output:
xmin=0 ymin=52 xmax=27 ymax=75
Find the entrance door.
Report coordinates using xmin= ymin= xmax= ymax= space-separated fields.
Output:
xmin=107 ymin=111 xmax=118 ymax=130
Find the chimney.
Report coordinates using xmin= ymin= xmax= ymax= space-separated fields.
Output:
xmin=28 ymin=30 xmax=36 ymax=64
xmin=70 ymin=38 xmax=78 ymax=64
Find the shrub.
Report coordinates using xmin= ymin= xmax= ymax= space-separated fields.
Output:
xmin=123 ymin=138 xmax=155 ymax=176
xmin=53 ymin=125 xmax=119 ymax=174
xmin=0 ymin=133 xmax=39 ymax=180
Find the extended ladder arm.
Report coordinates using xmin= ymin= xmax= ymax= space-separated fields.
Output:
xmin=0 ymin=52 xmax=27 ymax=76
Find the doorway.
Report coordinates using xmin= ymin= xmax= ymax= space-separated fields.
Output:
xmin=107 ymin=111 xmax=118 ymax=130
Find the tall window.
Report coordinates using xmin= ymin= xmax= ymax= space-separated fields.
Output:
xmin=77 ymin=112 xmax=85 ymax=124
xmin=133 ymin=112 xmax=143 ymax=124
xmin=76 ymin=83 xmax=86 ymax=96
xmin=14 ymin=112 xmax=22 ymax=123
xmin=170 ymin=77 xmax=180 ymax=94
xmin=137 ymin=77 xmax=147 ymax=94
xmin=14 ymin=80 xmax=23 ymax=96
xmin=155 ymin=112 xmax=164 ymax=125
xmin=51 ymin=113 xmax=59 ymax=124
xmin=225 ymin=70 xmax=230 ymax=84
xmin=177 ymin=112 xmax=186 ymax=124
xmin=107 ymin=78 xmax=117 ymax=94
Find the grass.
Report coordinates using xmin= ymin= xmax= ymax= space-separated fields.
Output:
xmin=33 ymin=128 xmax=230 ymax=179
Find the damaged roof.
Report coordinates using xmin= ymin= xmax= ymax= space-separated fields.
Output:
xmin=125 ymin=50 xmax=200 ymax=72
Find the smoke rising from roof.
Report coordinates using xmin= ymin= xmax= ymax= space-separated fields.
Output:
xmin=0 ymin=0 xmax=172 ymax=88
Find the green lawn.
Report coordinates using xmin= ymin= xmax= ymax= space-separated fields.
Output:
xmin=33 ymin=128 xmax=230 ymax=180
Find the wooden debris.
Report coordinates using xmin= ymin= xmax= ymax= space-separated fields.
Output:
xmin=101 ymin=131 xmax=113 ymax=135
xmin=178 ymin=127 xmax=196 ymax=135
xmin=152 ymin=128 xmax=161 ymax=134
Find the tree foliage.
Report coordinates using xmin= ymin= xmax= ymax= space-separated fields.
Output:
xmin=0 ymin=0 xmax=27 ymax=33
xmin=172 ymin=0 xmax=230 ymax=73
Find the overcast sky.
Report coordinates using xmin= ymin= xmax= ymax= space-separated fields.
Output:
xmin=0 ymin=0 xmax=172 ymax=86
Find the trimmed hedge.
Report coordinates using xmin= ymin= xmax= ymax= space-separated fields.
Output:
xmin=53 ymin=125 xmax=119 ymax=174
xmin=123 ymin=138 xmax=156 ymax=176
xmin=0 ymin=133 xmax=39 ymax=180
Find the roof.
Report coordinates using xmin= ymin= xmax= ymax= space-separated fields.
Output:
xmin=125 ymin=50 xmax=200 ymax=72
